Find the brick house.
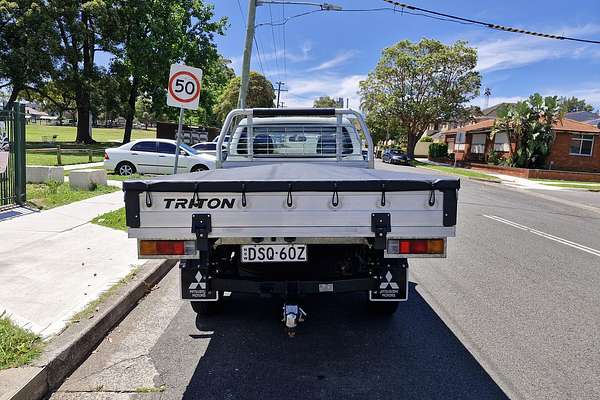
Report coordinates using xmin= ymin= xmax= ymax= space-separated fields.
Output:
xmin=443 ymin=118 xmax=600 ymax=172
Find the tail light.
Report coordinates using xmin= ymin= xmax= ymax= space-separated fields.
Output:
xmin=139 ymin=240 xmax=196 ymax=257
xmin=386 ymin=239 xmax=445 ymax=256
xmin=104 ymin=151 xmax=109 ymax=160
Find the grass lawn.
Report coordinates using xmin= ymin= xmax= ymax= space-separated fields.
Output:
xmin=64 ymin=168 xmax=145 ymax=181
xmin=27 ymin=151 xmax=104 ymax=166
xmin=27 ymin=182 xmax=119 ymax=209
xmin=92 ymin=207 xmax=127 ymax=231
xmin=413 ymin=161 xmax=501 ymax=182
xmin=106 ymin=173 xmax=145 ymax=181
xmin=542 ymin=183 xmax=600 ymax=190
xmin=530 ymin=178 xmax=600 ymax=189
xmin=0 ymin=314 xmax=43 ymax=370
xmin=26 ymin=124 xmax=154 ymax=143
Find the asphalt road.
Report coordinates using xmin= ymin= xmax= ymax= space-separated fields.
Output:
xmin=51 ymin=163 xmax=600 ymax=400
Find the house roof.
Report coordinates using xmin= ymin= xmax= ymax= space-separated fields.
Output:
xmin=444 ymin=117 xmax=600 ymax=135
xmin=25 ymin=107 xmax=49 ymax=117
xmin=553 ymin=118 xmax=600 ymax=133
xmin=565 ymin=111 xmax=600 ymax=122
xmin=480 ymin=103 xmax=516 ymax=118
xmin=444 ymin=119 xmax=494 ymax=134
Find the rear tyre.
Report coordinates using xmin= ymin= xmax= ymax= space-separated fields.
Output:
xmin=191 ymin=164 xmax=208 ymax=173
xmin=368 ymin=301 xmax=399 ymax=315
xmin=115 ymin=161 xmax=136 ymax=176
xmin=191 ymin=300 xmax=221 ymax=315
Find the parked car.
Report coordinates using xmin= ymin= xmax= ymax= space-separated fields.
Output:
xmin=104 ymin=139 xmax=216 ymax=176
xmin=382 ymin=149 xmax=410 ymax=165
xmin=192 ymin=141 xmax=228 ymax=159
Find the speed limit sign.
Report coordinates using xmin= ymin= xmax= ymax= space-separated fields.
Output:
xmin=167 ymin=64 xmax=203 ymax=110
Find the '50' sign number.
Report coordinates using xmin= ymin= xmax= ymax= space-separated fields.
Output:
xmin=166 ymin=64 xmax=203 ymax=110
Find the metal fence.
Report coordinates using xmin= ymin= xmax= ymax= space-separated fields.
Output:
xmin=0 ymin=104 xmax=26 ymax=208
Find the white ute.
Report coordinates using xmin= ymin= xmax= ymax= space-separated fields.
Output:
xmin=123 ymin=108 xmax=459 ymax=336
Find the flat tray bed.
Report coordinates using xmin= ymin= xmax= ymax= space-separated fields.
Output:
xmin=122 ymin=163 xmax=460 ymax=193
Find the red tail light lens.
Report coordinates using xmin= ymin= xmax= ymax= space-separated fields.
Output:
xmin=139 ymin=240 xmax=195 ymax=256
xmin=387 ymin=239 xmax=445 ymax=255
xmin=104 ymin=152 xmax=109 ymax=160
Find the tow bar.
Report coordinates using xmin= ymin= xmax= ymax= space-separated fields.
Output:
xmin=282 ymin=304 xmax=307 ymax=337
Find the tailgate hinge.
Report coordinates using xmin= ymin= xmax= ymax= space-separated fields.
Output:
xmin=371 ymin=213 xmax=391 ymax=250
xmin=192 ymin=214 xmax=212 ymax=252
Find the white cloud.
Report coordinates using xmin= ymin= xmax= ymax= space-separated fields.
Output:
xmin=474 ymin=24 xmax=600 ymax=72
xmin=308 ymin=51 xmax=357 ymax=72
xmin=471 ymin=84 xmax=600 ymax=110
xmin=283 ymin=74 xmax=366 ymax=108
xmin=470 ymin=95 xmax=526 ymax=109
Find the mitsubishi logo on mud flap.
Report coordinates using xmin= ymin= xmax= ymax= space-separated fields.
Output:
xmin=189 ymin=271 xmax=206 ymax=290
xmin=380 ymin=271 xmax=399 ymax=290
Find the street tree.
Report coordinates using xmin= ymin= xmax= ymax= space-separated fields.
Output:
xmin=45 ymin=0 xmax=120 ymax=143
xmin=22 ymin=80 xmax=76 ymax=124
xmin=493 ymin=93 xmax=561 ymax=168
xmin=186 ymin=56 xmax=235 ymax=127
xmin=0 ymin=0 xmax=55 ymax=107
xmin=215 ymin=72 xmax=275 ymax=122
xmin=109 ymin=0 xmax=227 ymax=143
xmin=558 ymin=96 xmax=594 ymax=113
xmin=359 ymin=39 xmax=481 ymax=158
xmin=135 ymin=96 xmax=154 ymax=129
xmin=313 ymin=96 xmax=338 ymax=108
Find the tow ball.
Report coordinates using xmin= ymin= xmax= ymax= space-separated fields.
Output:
xmin=282 ymin=304 xmax=307 ymax=337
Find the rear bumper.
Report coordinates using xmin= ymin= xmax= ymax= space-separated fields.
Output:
xmin=180 ymin=258 xmax=409 ymax=302
xmin=103 ymin=160 xmax=116 ymax=171
xmin=211 ymin=277 xmax=378 ymax=295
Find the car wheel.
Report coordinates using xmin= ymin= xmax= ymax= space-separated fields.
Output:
xmin=116 ymin=161 xmax=136 ymax=176
xmin=191 ymin=164 xmax=208 ymax=173
xmin=191 ymin=300 xmax=221 ymax=315
xmin=368 ymin=301 xmax=399 ymax=315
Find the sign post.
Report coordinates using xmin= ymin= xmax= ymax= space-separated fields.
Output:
xmin=166 ymin=64 xmax=203 ymax=174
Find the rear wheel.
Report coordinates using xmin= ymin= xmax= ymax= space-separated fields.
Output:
xmin=191 ymin=300 xmax=221 ymax=315
xmin=115 ymin=161 xmax=136 ymax=176
xmin=368 ymin=301 xmax=399 ymax=315
xmin=191 ymin=164 xmax=208 ymax=173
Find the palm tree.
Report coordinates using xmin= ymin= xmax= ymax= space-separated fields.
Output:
xmin=492 ymin=94 xmax=561 ymax=168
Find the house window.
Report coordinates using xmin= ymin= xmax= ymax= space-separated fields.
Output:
xmin=471 ymin=134 xmax=486 ymax=154
xmin=454 ymin=131 xmax=466 ymax=151
xmin=494 ymin=132 xmax=510 ymax=152
xmin=569 ymin=134 xmax=594 ymax=156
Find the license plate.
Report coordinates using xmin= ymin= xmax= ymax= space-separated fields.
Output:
xmin=241 ymin=244 xmax=307 ymax=263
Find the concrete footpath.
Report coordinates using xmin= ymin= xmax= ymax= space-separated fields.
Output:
xmin=0 ymin=190 xmax=137 ymax=337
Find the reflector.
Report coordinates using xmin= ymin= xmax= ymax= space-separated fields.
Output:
xmin=140 ymin=240 xmax=186 ymax=256
xmin=386 ymin=239 xmax=445 ymax=255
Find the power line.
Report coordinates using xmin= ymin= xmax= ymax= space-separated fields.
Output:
xmin=236 ymin=0 xmax=246 ymax=27
xmin=267 ymin=2 xmax=280 ymax=80
xmin=253 ymin=35 xmax=266 ymax=77
xmin=382 ymin=0 xmax=600 ymax=45
xmin=255 ymin=2 xmax=600 ymax=45
xmin=282 ymin=2 xmax=288 ymax=84
xmin=239 ymin=0 xmax=268 ymax=80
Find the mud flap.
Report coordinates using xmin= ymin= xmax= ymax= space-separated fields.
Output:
xmin=369 ymin=258 xmax=408 ymax=302
xmin=180 ymin=260 xmax=219 ymax=301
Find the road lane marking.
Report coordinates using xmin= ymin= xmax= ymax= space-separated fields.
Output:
xmin=483 ymin=214 xmax=600 ymax=258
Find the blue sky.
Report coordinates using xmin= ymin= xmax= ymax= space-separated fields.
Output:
xmin=211 ymin=0 xmax=600 ymax=110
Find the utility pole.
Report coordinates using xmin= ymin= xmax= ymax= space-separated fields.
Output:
xmin=238 ymin=0 xmax=257 ymax=109
xmin=239 ymin=1 xmax=342 ymax=109
xmin=275 ymin=81 xmax=288 ymax=108
xmin=484 ymin=87 xmax=491 ymax=109
xmin=346 ymin=98 xmax=349 ymax=108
